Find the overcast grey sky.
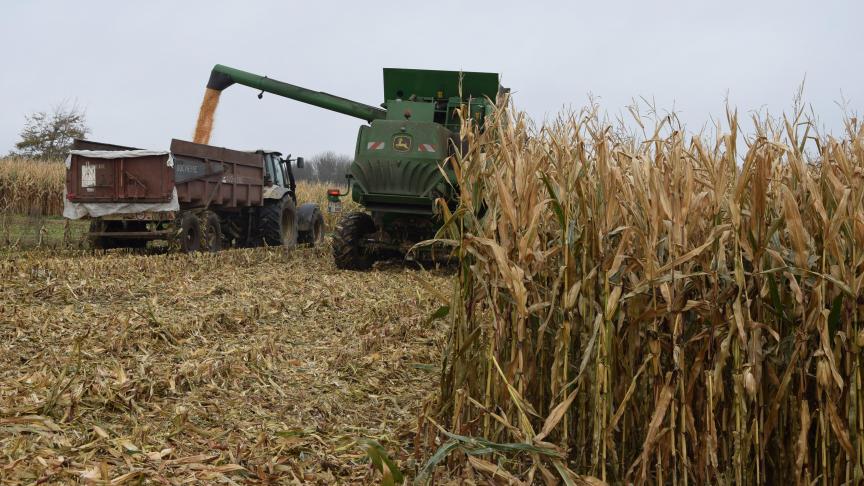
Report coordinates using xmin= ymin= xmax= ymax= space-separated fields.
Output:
xmin=2 ymin=0 xmax=862 ymax=158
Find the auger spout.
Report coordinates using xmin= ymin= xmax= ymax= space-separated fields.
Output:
xmin=207 ymin=64 xmax=387 ymax=123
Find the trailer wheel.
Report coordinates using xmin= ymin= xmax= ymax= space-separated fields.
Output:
xmin=298 ymin=204 xmax=325 ymax=246
xmin=202 ymin=212 xmax=223 ymax=252
xmin=333 ymin=212 xmax=375 ymax=270
xmin=260 ymin=197 xmax=297 ymax=250
xmin=179 ymin=212 xmax=202 ymax=253
xmin=88 ymin=220 xmax=119 ymax=250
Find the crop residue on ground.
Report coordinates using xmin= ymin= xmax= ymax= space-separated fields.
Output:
xmin=0 ymin=247 xmax=450 ymax=484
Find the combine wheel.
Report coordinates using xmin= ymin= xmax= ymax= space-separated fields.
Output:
xmin=260 ymin=196 xmax=298 ymax=249
xmin=202 ymin=212 xmax=223 ymax=252
xmin=179 ymin=212 xmax=202 ymax=253
xmin=332 ymin=211 xmax=375 ymax=270
xmin=297 ymin=203 xmax=325 ymax=246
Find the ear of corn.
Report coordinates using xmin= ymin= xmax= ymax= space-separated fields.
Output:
xmin=432 ymin=100 xmax=864 ymax=484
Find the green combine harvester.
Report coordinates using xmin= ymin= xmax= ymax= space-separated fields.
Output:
xmin=205 ymin=64 xmax=503 ymax=269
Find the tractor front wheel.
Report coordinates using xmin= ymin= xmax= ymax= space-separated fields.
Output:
xmin=332 ymin=212 xmax=375 ymax=270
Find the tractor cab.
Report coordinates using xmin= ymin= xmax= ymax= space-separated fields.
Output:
xmin=257 ymin=150 xmax=303 ymax=203
xmin=253 ymin=150 xmax=322 ymax=248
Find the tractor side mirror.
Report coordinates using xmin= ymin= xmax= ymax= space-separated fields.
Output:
xmin=296 ymin=157 xmax=304 ymax=169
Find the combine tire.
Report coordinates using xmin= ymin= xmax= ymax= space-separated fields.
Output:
xmin=260 ymin=197 xmax=298 ymax=249
xmin=298 ymin=203 xmax=325 ymax=246
xmin=202 ymin=212 xmax=223 ymax=252
xmin=333 ymin=212 xmax=375 ymax=270
xmin=179 ymin=212 xmax=202 ymax=253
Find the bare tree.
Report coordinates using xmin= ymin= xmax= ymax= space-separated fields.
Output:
xmin=299 ymin=151 xmax=352 ymax=183
xmin=10 ymin=102 xmax=89 ymax=159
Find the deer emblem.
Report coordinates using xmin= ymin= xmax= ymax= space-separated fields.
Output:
xmin=393 ymin=135 xmax=412 ymax=152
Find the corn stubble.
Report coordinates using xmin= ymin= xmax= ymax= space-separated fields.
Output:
xmin=433 ymin=101 xmax=864 ymax=484
xmin=0 ymin=249 xmax=450 ymax=484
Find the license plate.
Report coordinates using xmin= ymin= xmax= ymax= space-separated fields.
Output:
xmin=327 ymin=201 xmax=342 ymax=214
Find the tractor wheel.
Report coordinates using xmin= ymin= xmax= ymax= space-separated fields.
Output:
xmin=298 ymin=205 xmax=325 ymax=246
xmin=179 ymin=212 xmax=202 ymax=253
xmin=333 ymin=211 xmax=375 ymax=270
xmin=202 ymin=212 xmax=223 ymax=252
xmin=260 ymin=196 xmax=298 ymax=249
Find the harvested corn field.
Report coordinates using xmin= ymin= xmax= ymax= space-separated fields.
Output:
xmin=0 ymin=247 xmax=450 ymax=484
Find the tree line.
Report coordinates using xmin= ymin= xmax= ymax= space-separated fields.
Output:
xmin=295 ymin=151 xmax=351 ymax=184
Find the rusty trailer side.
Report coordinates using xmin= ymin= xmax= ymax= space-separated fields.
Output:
xmin=170 ymin=139 xmax=264 ymax=209
xmin=66 ymin=142 xmax=174 ymax=203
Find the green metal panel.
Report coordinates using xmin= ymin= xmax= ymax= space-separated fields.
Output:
xmin=208 ymin=65 xmax=386 ymax=122
xmin=385 ymin=100 xmax=435 ymax=122
xmin=350 ymin=120 xmax=454 ymax=214
xmin=351 ymin=158 xmax=446 ymax=196
xmin=383 ymin=68 xmax=500 ymax=102
xmin=362 ymin=194 xmax=433 ymax=206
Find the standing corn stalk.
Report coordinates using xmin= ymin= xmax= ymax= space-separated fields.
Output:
xmin=429 ymin=99 xmax=864 ymax=484
xmin=0 ymin=157 xmax=65 ymax=216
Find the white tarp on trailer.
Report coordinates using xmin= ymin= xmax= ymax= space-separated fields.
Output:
xmin=65 ymin=150 xmax=174 ymax=165
xmin=63 ymin=188 xmax=180 ymax=220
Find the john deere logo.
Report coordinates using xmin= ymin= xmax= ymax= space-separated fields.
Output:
xmin=392 ymin=135 xmax=412 ymax=152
